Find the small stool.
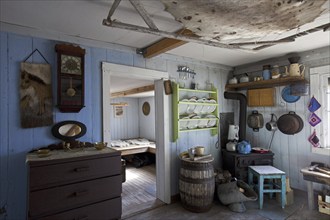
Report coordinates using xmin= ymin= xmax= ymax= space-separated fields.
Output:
xmin=248 ymin=165 xmax=286 ymax=209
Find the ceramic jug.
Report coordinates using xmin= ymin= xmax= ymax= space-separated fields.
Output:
xmin=285 ymin=63 xmax=305 ymax=77
xmin=262 ymin=65 xmax=271 ymax=80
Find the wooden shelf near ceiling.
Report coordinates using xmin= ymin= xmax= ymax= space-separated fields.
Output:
xmin=225 ymin=76 xmax=307 ymax=91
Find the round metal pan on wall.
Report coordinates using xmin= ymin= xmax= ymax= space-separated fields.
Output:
xmin=277 ymin=111 xmax=304 ymax=135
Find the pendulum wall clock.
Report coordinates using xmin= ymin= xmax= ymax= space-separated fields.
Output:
xmin=55 ymin=44 xmax=86 ymax=112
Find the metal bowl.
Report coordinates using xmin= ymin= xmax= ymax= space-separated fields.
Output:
xmin=94 ymin=142 xmax=107 ymax=150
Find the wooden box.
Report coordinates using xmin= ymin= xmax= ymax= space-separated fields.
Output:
xmin=318 ymin=195 xmax=330 ymax=215
xmin=276 ymin=189 xmax=294 ymax=206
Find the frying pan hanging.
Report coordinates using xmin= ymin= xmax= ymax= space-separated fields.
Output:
xmin=277 ymin=111 xmax=304 ymax=135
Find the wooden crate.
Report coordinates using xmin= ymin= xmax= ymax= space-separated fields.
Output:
xmin=318 ymin=195 xmax=330 ymax=215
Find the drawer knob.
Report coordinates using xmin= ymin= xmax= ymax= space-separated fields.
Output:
xmin=73 ymin=190 xmax=88 ymax=197
xmin=74 ymin=167 xmax=89 ymax=172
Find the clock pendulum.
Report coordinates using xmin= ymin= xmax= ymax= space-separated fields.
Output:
xmin=66 ymin=77 xmax=76 ymax=97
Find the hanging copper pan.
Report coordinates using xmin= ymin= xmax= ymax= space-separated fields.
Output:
xmin=277 ymin=111 xmax=304 ymax=135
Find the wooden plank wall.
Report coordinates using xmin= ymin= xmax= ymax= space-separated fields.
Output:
xmin=0 ymin=31 xmax=232 ymax=219
xmin=233 ymin=47 xmax=330 ymax=191
xmin=109 ymin=97 xmax=139 ymax=140
xmin=138 ymin=97 xmax=156 ymax=141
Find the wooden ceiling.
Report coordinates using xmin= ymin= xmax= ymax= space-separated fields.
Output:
xmin=103 ymin=0 xmax=330 ymax=58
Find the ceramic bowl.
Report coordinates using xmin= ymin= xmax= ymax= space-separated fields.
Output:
xmin=271 ymin=74 xmax=281 ymax=79
xmin=94 ymin=142 xmax=107 ymax=150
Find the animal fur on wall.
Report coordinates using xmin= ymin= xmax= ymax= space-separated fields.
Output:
xmin=20 ymin=62 xmax=53 ymax=128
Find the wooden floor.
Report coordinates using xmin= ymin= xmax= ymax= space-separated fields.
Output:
xmin=122 ymin=163 xmax=164 ymax=219
xmin=125 ymin=188 xmax=329 ymax=220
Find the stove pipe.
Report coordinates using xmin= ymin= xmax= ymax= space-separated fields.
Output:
xmin=224 ymin=92 xmax=247 ymax=141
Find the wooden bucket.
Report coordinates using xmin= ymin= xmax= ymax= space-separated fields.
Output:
xmin=179 ymin=159 xmax=215 ymax=212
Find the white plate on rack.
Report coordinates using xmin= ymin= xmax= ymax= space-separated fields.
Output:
xmin=207 ymin=99 xmax=217 ymax=113
xmin=187 ymin=116 xmax=200 ymax=129
xmin=179 ymin=99 xmax=189 ymax=114
xmin=200 ymin=105 xmax=210 ymax=114
xmin=180 ymin=116 xmax=189 ymax=130
xmin=198 ymin=118 xmax=208 ymax=128
xmin=186 ymin=98 xmax=197 ymax=114
xmin=194 ymin=100 xmax=204 ymax=114
xmin=206 ymin=115 xmax=217 ymax=127
xmin=208 ymin=105 xmax=217 ymax=113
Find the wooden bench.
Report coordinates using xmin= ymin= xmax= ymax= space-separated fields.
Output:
xmin=111 ymin=143 xmax=156 ymax=156
xmin=300 ymin=167 xmax=330 ymax=210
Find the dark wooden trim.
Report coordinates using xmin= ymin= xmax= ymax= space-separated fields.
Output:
xmin=111 ymin=84 xmax=154 ymax=98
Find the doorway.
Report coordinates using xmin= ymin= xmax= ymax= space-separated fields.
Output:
xmin=101 ymin=62 xmax=171 ymax=216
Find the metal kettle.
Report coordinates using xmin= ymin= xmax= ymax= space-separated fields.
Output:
xmin=226 ymin=141 xmax=237 ymax=151
xmin=237 ymin=140 xmax=251 ymax=154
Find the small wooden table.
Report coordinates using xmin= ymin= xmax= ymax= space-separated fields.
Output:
xmin=300 ymin=167 xmax=330 ymax=210
xmin=248 ymin=165 xmax=286 ymax=209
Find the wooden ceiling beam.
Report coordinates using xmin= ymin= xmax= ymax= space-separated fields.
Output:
xmin=129 ymin=0 xmax=158 ymax=30
xmin=139 ymin=37 xmax=187 ymax=59
xmin=111 ymin=84 xmax=154 ymax=98
xmin=137 ymin=29 xmax=199 ymax=58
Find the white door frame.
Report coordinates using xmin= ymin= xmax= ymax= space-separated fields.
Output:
xmin=102 ymin=62 xmax=171 ymax=204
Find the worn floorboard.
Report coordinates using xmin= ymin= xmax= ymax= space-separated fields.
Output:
xmin=122 ymin=163 xmax=164 ymax=219
xmin=125 ymin=188 xmax=328 ymax=220
xmin=121 ymin=163 xmax=328 ymax=220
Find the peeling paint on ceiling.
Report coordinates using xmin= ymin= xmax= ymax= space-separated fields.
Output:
xmin=160 ymin=0 xmax=329 ymax=43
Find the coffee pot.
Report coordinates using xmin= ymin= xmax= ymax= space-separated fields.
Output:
xmin=226 ymin=125 xmax=239 ymax=152
xmin=285 ymin=63 xmax=305 ymax=77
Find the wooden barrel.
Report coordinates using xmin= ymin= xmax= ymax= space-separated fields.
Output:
xmin=179 ymin=158 xmax=215 ymax=212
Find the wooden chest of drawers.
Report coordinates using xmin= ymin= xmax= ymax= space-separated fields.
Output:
xmin=26 ymin=148 xmax=122 ymax=220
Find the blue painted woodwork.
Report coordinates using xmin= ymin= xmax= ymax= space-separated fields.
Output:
xmin=0 ymin=31 xmax=232 ymax=219
xmin=248 ymin=165 xmax=286 ymax=209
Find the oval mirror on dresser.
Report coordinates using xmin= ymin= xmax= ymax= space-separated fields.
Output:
xmin=51 ymin=120 xmax=86 ymax=141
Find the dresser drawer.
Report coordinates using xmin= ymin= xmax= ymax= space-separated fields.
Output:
xmin=29 ymin=156 xmax=121 ymax=190
xmin=29 ymin=175 xmax=122 ymax=218
xmin=36 ymin=197 xmax=121 ymax=220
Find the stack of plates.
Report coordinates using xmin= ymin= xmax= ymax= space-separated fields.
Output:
xmin=187 ymin=116 xmax=200 ymax=129
xmin=179 ymin=99 xmax=189 ymax=114
xmin=198 ymin=119 xmax=208 ymax=128
xmin=206 ymin=115 xmax=217 ymax=127
xmin=180 ymin=116 xmax=189 ymax=130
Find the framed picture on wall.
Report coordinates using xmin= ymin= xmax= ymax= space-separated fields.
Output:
xmin=114 ymin=106 xmax=124 ymax=117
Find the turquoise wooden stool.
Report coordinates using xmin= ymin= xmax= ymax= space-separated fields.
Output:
xmin=248 ymin=165 xmax=286 ymax=209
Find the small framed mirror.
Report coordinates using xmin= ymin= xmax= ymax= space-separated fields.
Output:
xmin=51 ymin=120 xmax=86 ymax=141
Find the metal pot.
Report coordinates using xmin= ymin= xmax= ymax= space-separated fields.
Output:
xmin=277 ymin=111 xmax=304 ymax=135
xmin=247 ymin=110 xmax=264 ymax=132
xmin=266 ymin=113 xmax=278 ymax=131
xmin=226 ymin=141 xmax=236 ymax=152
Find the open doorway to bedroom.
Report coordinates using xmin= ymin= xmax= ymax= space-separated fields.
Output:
xmin=109 ymin=75 xmax=159 ymax=218
xmin=102 ymin=63 xmax=170 ymax=218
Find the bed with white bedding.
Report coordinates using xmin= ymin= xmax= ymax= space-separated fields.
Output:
xmin=110 ymin=138 xmax=156 ymax=156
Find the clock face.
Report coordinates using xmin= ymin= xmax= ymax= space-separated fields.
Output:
xmin=60 ymin=54 xmax=82 ymax=75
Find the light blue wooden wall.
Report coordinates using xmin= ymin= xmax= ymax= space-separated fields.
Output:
xmin=109 ymin=97 xmax=139 ymax=140
xmin=0 ymin=31 xmax=232 ymax=219
xmin=139 ymin=97 xmax=156 ymax=141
